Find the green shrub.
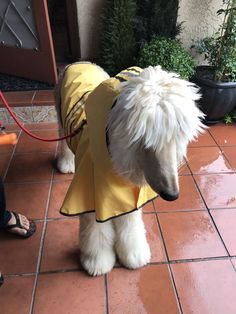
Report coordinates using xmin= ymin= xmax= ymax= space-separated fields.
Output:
xmin=98 ymin=0 xmax=137 ymax=76
xmin=138 ymin=37 xmax=195 ymax=80
xmin=224 ymin=109 xmax=236 ymax=123
xmin=136 ymin=0 xmax=181 ymax=45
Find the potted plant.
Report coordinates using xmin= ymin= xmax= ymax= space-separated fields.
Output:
xmin=138 ymin=37 xmax=195 ymax=80
xmin=192 ymin=0 xmax=236 ymax=123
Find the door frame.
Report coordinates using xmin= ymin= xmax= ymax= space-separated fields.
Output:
xmin=0 ymin=0 xmax=57 ymax=84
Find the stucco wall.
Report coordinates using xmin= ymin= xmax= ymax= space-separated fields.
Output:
xmin=178 ymin=0 xmax=224 ymax=62
xmin=76 ymin=0 xmax=224 ymax=61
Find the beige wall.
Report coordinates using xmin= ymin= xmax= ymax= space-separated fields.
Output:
xmin=178 ymin=0 xmax=224 ymax=63
xmin=76 ymin=0 xmax=224 ymax=62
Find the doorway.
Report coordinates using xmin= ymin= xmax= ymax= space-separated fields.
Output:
xmin=47 ymin=0 xmax=80 ymax=63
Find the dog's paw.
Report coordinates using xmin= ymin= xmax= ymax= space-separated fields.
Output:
xmin=80 ymin=249 xmax=116 ymax=276
xmin=116 ymin=239 xmax=151 ymax=269
xmin=57 ymin=157 xmax=75 ymax=174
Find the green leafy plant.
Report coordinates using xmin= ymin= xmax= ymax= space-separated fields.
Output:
xmin=98 ymin=0 xmax=182 ymax=76
xmin=138 ymin=37 xmax=195 ymax=80
xmin=224 ymin=109 xmax=236 ymax=123
xmin=98 ymin=0 xmax=137 ymax=76
xmin=193 ymin=0 xmax=236 ymax=82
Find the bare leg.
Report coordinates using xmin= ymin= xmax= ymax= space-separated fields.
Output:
xmin=113 ymin=209 xmax=151 ymax=269
xmin=79 ymin=213 xmax=116 ymax=276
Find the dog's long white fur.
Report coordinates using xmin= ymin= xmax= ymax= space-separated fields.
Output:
xmin=56 ymin=65 xmax=205 ymax=276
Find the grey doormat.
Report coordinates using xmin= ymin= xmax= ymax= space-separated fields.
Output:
xmin=0 ymin=73 xmax=54 ymax=92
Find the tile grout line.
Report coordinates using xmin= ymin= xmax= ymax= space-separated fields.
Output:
xmin=152 ymin=210 xmax=183 ymax=314
xmin=104 ymin=274 xmax=109 ymax=314
xmin=2 ymin=128 xmax=23 ymax=182
xmin=4 ymin=255 xmax=236 ymax=278
xmin=31 ymin=91 xmax=37 ymax=106
xmin=29 ymin=146 xmax=57 ymax=314
xmin=230 ymin=259 xmax=236 ymax=272
xmin=207 ymin=128 xmax=222 ymax=147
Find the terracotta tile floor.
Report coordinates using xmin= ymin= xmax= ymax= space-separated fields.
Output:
xmin=0 ymin=118 xmax=236 ymax=313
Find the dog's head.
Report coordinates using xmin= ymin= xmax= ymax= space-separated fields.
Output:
xmin=107 ymin=66 xmax=205 ymax=201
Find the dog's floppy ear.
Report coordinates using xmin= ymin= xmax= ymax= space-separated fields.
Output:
xmin=109 ymin=66 xmax=206 ymax=153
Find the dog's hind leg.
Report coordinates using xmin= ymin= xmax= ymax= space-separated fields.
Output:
xmin=113 ymin=209 xmax=151 ymax=269
xmin=79 ymin=212 xmax=116 ymax=276
xmin=54 ymin=68 xmax=75 ymax=174
xmin=57 ymin=136 xmax=75 ymax=174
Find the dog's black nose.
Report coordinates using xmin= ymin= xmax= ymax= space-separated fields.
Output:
xmin=160 ymin=191 xmax=179 ymax=202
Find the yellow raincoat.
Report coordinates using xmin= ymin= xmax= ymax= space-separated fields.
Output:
xmin=60 ymin=63 xmax=157 ymax=222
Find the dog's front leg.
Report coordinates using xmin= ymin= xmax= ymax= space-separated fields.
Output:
xmin=113 ymin=209 xmax=151 ymax=269
xmin=79 ymin=212 xmax=116 ymax=276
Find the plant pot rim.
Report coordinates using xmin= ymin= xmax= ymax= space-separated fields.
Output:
xmin=194 ymin=66 xmax=236 ymax=89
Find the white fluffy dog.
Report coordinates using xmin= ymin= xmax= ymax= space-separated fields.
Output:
xmin=55 ymin=63 xmax=204 ymax=276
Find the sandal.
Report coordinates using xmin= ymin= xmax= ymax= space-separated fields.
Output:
xmin=5 ymin=212 xmax=36 ymax=238
xmin=0 ymin=274 xmax=4 ymax=287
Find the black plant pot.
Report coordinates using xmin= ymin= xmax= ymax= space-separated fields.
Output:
xmin=192 ymin=66 xmax=236 ymax=124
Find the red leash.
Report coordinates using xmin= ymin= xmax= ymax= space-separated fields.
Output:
xmin=0 ymin=90 xmax=84 ymax=142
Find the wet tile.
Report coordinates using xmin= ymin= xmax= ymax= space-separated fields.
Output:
xmin=194 ymin=173 xmax=236 ymax=208
xmin=15 ymin=130 xmax=58 ymax=153
xmin=5 ymin=182 xmax=50 ymax=220
xmin=0 ymin=275 xmax=35 ymax=313
xmin=33 ymin=272 xmax=104 ymax=314
xmin=32 ymin=90 xmax=55 ymax=106
xmin=231 ymin=259 xmax=236 ymax=270
xmin=158 ymin=211 xmax=227 ymax=260
xmin=211 ymin=209 xmax=236 ymax=256
xmin=41 ymin=219 xmax=80 ymax=272
xmin=178 ymin=160 xmax=191 ymax=175
xmin=0 ymin=222 xmax=42 ymax=274
xmin=107 ymin=265 xmax=179 ymax=314
xmin=187 ymin=147 xmax=233 ymax=174
xmin=0 ymin=153 xmax=11 ymax=177
xmin=154 ymin=176 xmax=205 ymax=212
xmin=143 ymin=201 xmax=155 ymax=213
xmin=222 ymin=146 xmax=236 ymax=169
xmin=5 ymin=152 xmax=54 ymax=183
xmin=4 ymin=123 xmax=21 ymax=132
xmin=143 ymin=214 xmax=166 ymax=263
xmin=48 ymin=180 xmax=72 ymax=218
xmin=53 ymin=167 xmax=74 ymax=181
xmin=0 ymin=91 xmax=35 ymax=107
xmin=188 ymin=130 xmax=216 ymax=147
xmin=209 ymin=124 xmax=236 ymax=146
xmin=172 ymin=260 xmax=236 ymax=314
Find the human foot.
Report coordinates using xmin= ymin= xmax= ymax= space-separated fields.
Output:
xmin=5 ymin=212 xmax=36 ymax=238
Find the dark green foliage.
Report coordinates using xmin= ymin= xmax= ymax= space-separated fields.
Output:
xmin=98 ymin=0 xmax=137 ymax=76
xmin=138 ymin=37 xmax=195 ymax=80
xmin=136 ymin=0 xmax=181 ymax=45
xmin=224 ymin=109 xmax=236 ymax=123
